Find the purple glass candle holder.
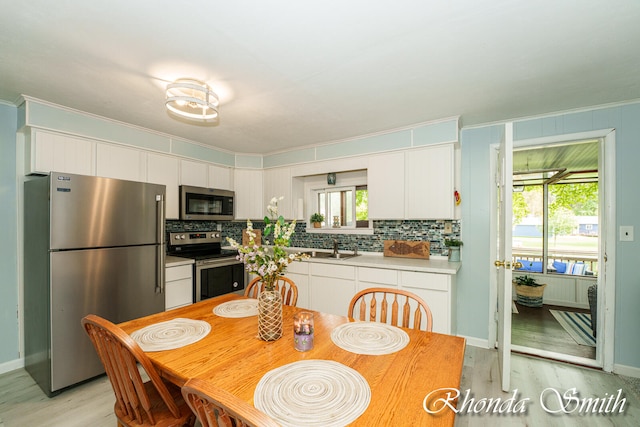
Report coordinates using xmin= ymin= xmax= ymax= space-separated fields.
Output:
xmin=293 ymin=311 xmax=314 ymax=351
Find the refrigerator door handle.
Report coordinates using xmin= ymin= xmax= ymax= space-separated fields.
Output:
xmin=156 ymin=194 xmax=165 ymax=294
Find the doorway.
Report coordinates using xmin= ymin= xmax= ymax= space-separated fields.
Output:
xmin=490 ymin=128 xmax=616 ymax=372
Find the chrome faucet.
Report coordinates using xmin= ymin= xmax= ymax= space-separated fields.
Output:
xmin=333 ymin=239 xmax=339 ymax=255
xmin=353 ymin=244 xmax=358 ymax=256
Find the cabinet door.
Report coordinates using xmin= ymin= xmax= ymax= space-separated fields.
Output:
xmin=309 ymin=264 xmax=356 ymax=316
xmin=263 ymin=167 xmax=292 ymax=219
xmin=147 ymin=153 xmax=180 ymax=219
xmin=28 ymin=130 xmax=95 ymax=176
xmin=234 ymin=169 xmax=263 ymax=219
xmin=165 ymin=265 xmax=193 ymax=310
xmin=399 ymin=271 xmax=453 ymax=334
xmin=208 ymin=164 xmax=234 ymax=190
xmin=310 ymin=276 xmax=355 ymax=317
xmin=405 ymin=145 xmax=454 ymax=219
xmin=368 ymin=152 xmax=405 ymax=219
xmin=96 ymin=143 xmax=146 ymax=182
xmin=286 ymin=262 xmax=310 ymax=309
xmin=286 ymin=273 xmax=310 ymax=309
xmin=180 ymin=159 xmax=208 ymax=187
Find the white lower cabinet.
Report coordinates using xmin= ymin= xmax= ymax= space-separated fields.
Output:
xmin=285 ymin=261 xmax=310 ymax=309
xmin=399 ymin=271 xmax=456 ymax=335
xmin=165 ymin=264 xmax=193 ymax=310
xmin=285 ymin=260 xmax=457 ymax=334
xmin=309 ymin=264 xmax=356 ymax=317
xmin=357 ymin=267 xmax=398 ymax=290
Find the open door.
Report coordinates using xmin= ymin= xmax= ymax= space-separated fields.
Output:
xmin=494 ymin=123 xmax=514 ymax=392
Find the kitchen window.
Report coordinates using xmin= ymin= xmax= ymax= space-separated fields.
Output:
xmin=312 ymin=185 xmax=369 ymax=229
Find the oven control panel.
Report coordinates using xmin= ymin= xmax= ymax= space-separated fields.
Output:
xmin=169 ymin=231 xmax=222 ymax=244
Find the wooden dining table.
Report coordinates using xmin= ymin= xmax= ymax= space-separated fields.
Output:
xmin=118 ymin=294 xmax=466 ymax=426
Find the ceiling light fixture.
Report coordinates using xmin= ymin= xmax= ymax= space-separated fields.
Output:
xmin=165 ymin=78 xmax=219 ymax=121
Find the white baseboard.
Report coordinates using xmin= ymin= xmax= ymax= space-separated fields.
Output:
xmin=458 ymin=335 xmax=490 ymax=349
xmin=0 ymin=357 xmax=24 ymax=375
xmin=614 ymin=363 xmax=640 ymax=379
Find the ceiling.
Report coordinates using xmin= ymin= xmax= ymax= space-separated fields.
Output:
xmin=513 ymin=140 xmax=599 ymax=186
xmin=1 ymin=1 xmax=639 ymax=155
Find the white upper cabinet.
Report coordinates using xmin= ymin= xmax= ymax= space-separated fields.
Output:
xmin=96 ymin=143 xmax=146 ymax=182
xmin=26 ymin=130 xmax=95 ymax=176
xmin=405 ymin=144 xmax=455 ymax=219
xmin=368 ymin=152 xmax=405 ymax=219
xmin=234 ymin=169 xmax=263 ymax=219
xmin=147 ymin=153 xmax=180 ymax=219
xmin=263 ymin=167 xmax=293 ymax=219
xmin=208 ymin=164 xmax=234 ymax=191
xmin=179 ymin=159 xmax=208 ymax=187
xmin=367 ymin=144 xmax=456 ymax=220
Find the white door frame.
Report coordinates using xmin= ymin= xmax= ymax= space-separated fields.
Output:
xmin=488 ymin=128 xmax=616 ymax=372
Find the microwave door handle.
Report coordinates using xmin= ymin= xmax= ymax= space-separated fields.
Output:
xmin=156 ymin=194 xmax=165 ymax=294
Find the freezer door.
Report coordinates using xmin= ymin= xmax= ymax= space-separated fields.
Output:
xmin=50 ymin=245 xmax=165 ymax=392
xmin=50 ymin=172 xmax=165 ymax=249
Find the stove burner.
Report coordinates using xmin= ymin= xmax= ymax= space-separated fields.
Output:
xmin=167 ymin=231 xmax=238 ymax=261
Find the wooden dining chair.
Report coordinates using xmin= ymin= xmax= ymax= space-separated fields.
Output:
xmin=181 ymin=378 xmax=280 ymax=427
xmin=81 ymin=314 xmax=196 ymax=427
xmin=348 ymin=287 xmax=434 ymax=332
xmin=244 ymin=276 xmax=298 ymax=306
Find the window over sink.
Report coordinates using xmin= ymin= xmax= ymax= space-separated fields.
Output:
xmin=312 ymin=185 xmax=369 ymax=229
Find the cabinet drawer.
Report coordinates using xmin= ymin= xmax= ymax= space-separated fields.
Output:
xmin=287 ymin=261 xmax=309 ymax=274
xmin=166 ymin=264 xmax=193 ymax=282
xmin=358 ymin=267 xmax=397 ymax=286
xmin=166 ymin=278 xmax=193 ymax=309
xmin=310 ymin=263 xmax=355 ymax=280
xmin=400 ymin=271 xmax=449 ymax=292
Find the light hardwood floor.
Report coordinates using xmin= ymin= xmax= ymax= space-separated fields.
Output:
xmin=1 ymin=346 xmax=638 ymax=426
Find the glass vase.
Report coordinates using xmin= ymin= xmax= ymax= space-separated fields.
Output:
xmin=258 ymin=288 xmax=283 ymax=341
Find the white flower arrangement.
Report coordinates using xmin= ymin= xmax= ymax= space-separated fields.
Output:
xmin=227 ymin=196 xmax=308 ymax=290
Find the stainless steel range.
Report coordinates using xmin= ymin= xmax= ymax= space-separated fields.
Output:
xmin=167 ymin=231 xmax=245 ymax=302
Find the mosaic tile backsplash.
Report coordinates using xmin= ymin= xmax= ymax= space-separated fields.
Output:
xmin=167 ymin=220 xmax=460 ymax=256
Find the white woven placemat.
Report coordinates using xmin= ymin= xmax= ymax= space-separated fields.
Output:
xmin=331 ymin=321 xmax=410 ymax=355
xmin=254 ymin=359 xmax=371 ymax=427
xmin=130 ymin=318 xmax=211 ymax=352
xmin=212 ymin=298 xmax=258 ymax=318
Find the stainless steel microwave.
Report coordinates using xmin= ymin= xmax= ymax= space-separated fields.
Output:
xmin=179 ymin=185 xmax=235 ymax=221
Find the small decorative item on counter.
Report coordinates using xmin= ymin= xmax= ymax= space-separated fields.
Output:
xmin=293 ymin=311 xmax=314 ymax=351
xmin=332 ymin=215 xmax=340 ymax=228
xmin=310 ymin=212 xmax=324 ymax=228
xmin=444 ymin=239 xmax=463 ymax=262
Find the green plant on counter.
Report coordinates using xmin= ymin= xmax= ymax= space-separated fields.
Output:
xmin=444 ymin=239 xmax=463 ymax=247
xmin=310 ymin=213 xmax=325 ymax=223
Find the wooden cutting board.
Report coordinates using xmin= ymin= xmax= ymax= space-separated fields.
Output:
xmin=383 ymin=240 xmax=430 ymax=259
xmin=242 ymin=229 xmax=261 ymax=246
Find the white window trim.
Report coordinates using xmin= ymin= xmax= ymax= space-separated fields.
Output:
xmin=307 ymin=185 xmax=372 ymax=233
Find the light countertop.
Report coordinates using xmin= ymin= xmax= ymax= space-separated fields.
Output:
xmin=289 ymin=248 xmax=461 ymax=274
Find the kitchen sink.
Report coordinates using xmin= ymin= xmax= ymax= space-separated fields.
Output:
xmin=302 ymin=251 xmax=359 ymax=260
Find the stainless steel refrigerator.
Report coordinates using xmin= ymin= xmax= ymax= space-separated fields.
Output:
xmin=24 ymin=172 xmax=166 ymax=396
